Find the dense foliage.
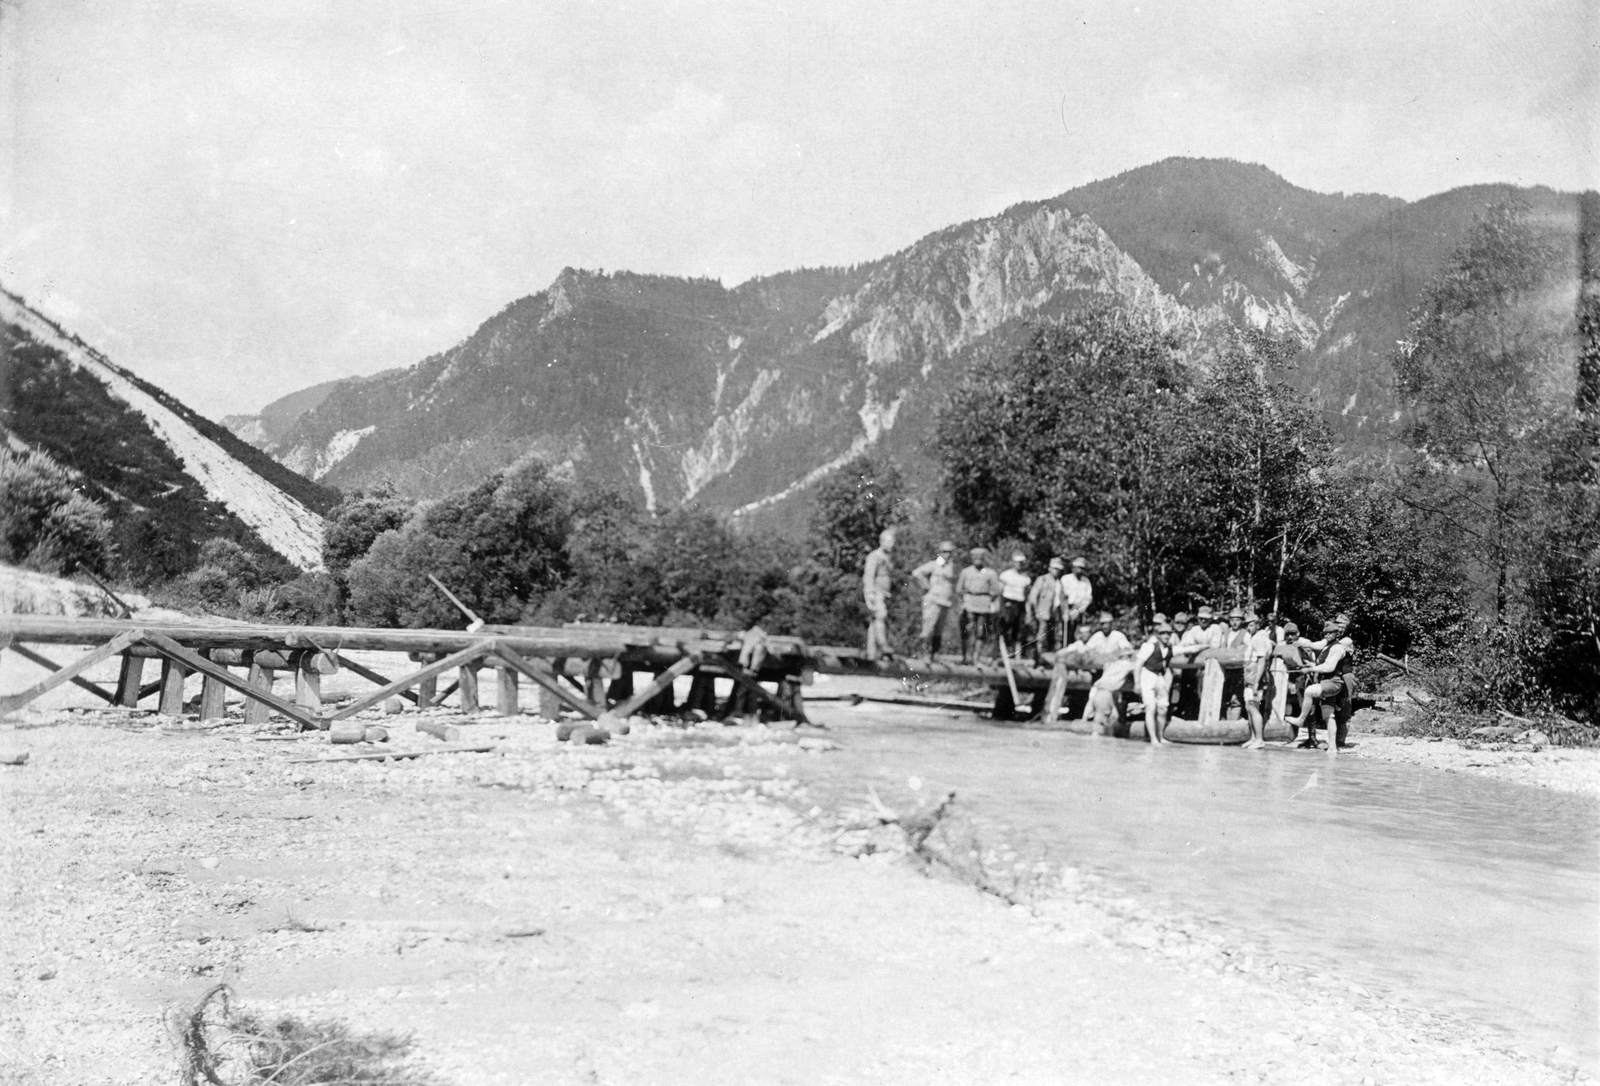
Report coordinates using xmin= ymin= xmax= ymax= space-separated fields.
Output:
xmin=0 ymin=446 xmax=115 ymax=577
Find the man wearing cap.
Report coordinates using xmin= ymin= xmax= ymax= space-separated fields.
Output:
xmin=1084 ymin=611 xmax=1133 ymax=656
xmin=861 ymin=528 xmax=897 ymax=662
xmin=1171 ymin=607 xmax=1214 ymax=718
xmin=1294 ymin=615 xmax=1356 ymax=755
xmin=1217 ymin=607 xmax=1251 ymax=720
xmin=911 ymin=541 xmax=959 ymax=658
xmin=955 ymin=548 xmax=1001 ymax=664
xmin=1205 ymin=606 xmax=1229 ymax=648
xmin=1025 ymin=557 xmax=1066 ymax=663
xmin=1134 ymin=618 xmax=1176 ymax=744
xmin=1061 ymin=558 xmax=1093 ymax=644
xmin=1241 ymin=611 xmax=1273 ymax=749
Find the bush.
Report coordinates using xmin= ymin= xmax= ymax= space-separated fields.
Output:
xmin=0 ymin=445 xmax=115 ymax=576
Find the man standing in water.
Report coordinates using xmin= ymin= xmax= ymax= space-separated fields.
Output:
xmin=910 ymin=540 xmax=958 ymax=659
xmin=862 ymin=528 xmax=896 ymax=662
xmin=1134 ymin=618 xmax=1175 ymax=745
xmin=1242 ymin=611 xmax=1273 ymax=749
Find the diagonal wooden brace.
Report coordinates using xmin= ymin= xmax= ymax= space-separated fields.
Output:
xmin=492 ymin=644 xmax=603 ymax=721
xmin=0 ymin=630 xmax=143 ymax=713
xmin=324 ymin=642 xmax=496 ymax=722
xmin=323 ymin=653 xmax=420 ymax=704
xmin=139 ymin=633 xmax=320 ymax=731
xmin=605 ymin=652 xmax=702 ymax=722
xmin=5 ymin=643 xmax=117 ymax=703
xmin=698 ymin=658 xmax=793 ymax=720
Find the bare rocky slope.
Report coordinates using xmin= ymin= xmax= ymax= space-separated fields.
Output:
xmin=250 ymin=158 xmax=1584 ymax=522
xmin=0 ymin=289 xmax=337 ymax=576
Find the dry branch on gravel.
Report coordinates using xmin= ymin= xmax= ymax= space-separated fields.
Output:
xmin=174 ymin=983 xmax=444 ymax=1086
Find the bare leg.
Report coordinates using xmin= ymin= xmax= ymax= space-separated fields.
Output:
xmin=1243 ymin=689 xmax=1265 ymax=749
xmin=1324 ymin=704 xmax=1340 ymax=757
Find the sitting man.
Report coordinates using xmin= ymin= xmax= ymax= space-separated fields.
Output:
xmin=1134 ymin=618 xmax=1175 ymax=745
xmin=1291 ymin=615 xmax=1355 ymax=755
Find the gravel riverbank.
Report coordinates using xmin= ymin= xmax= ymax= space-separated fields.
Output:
xmin=1 ymin=688 xmax=1590 ymax=1085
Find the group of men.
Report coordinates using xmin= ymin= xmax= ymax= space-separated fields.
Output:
xmin=1083 ymin=608 xmax=1356 ymax=754
xmin=898 ymin=539 xmax=1094 ymax=665
xmin=862 ymin=531 xmax=1358 ymax=754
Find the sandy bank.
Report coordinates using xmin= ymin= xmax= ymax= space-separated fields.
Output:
xmin=1 ymin=697 xmax=1588 ymax=1085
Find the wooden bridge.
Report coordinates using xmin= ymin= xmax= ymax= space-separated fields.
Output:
xmin=0 ymin=615 xmax=1250 ymax=733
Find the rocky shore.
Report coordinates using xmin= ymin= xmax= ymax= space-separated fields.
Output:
xmin=2 ymin=689 xmax=1591 ymax=1085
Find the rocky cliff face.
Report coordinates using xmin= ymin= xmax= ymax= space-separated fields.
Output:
xmin=263 ymin=158 xmax=1580 ymax=521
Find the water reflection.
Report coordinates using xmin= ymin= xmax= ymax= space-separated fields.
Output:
xmin=805 ymin=704 xmax=1599 ymax=1064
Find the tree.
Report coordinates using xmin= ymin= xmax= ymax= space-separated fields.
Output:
xmin=936 ymin=308 xmax=1194 ymax=614
xmin=808 ymin=454 xmax=910 ymax=572
xmin=1392 ymin=200 xmax=1570 ymax=619
xmin=344 ymin=460 xmax=571 ymax=628
xmin=322 ymin=483 xmax=413 ymax=575
xmin=1182 ymin=330 xmax=1339 ymax=615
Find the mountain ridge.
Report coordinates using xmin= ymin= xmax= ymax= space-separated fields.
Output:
xmin=238 ymin=158 xmax=1585 ymax=523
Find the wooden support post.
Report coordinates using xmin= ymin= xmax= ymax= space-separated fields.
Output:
xmin=584 ymin=657 xmax=606 ymax=708
xmin=324 ymin=643 xmax=495 ymax=722
xmin=643 ymin=671 xmax=677 ymax=715
xmin=493 ymin=645 xmax=603 ymax=721
xmin=417 ymin=653 xmax=437 ymax=708
xmin=199 ymin=652 xmax=228 ymax=721
xmin=536 ymin=667 xmax=563 ymax=719
xmin=158 ymin=657 xmax=188 ymax=716
xmin=116 ymin=652 xmax=144 ymax=706
xmin=699 ymin=660 xmax=793 ymax=722
xmin=458 ymin=662 xmax=481 ymax=713
xmin=139 ymin=634 xmax=320 ymax=731
xmin=244 ymin=655 xmax=276 ymax=727
xmin=295 ymin=655 xmax=323 ymax=720
xmin=686 ymin=672 xmax=717 ymax=716
xmin=605 ymin=653 xmax=702 ymax=722
xmin=1042 ymin=652 xmax=1069 ymax=725
xmin=992 ymin=684 xmax=1016 ymax=722
xmin=607 ymin=669 xmax=635 ymax=706
xmin=497 ymin=664 xmax=519 ymax=716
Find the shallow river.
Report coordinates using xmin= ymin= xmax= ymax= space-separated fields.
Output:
xmin=802 ymin=699 xmax=1599 ymax=1067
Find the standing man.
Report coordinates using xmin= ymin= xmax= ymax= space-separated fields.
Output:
xmin=997 ymin=552 xmax=1032 ymax=661
xmin=1135 ymin=618 xmax=1176 ymax=745
xmin=862 ymin=528 xmax=896 ymax=662
xmin=1242 ymin=612 xmax=1273 ymax=749
xmin=1218 ymin=607 xmax=1251 ymax=720
xmin=1061 ymin=557 xmax=1094 ymax=645
xmin=956 ymin=547 xmax=1000 ymax=664
xmin=911 ymin=540 xmax=959 ymax=659
xmin=1026 ymin=557 xmax=1066 ymax=663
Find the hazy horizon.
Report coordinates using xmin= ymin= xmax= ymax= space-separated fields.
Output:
xmin=2 ymin=0 xmax=1593 ymax=418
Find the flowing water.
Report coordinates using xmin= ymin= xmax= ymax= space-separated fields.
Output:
xmin=801 ymin=699 xmax=1599 ymax=1066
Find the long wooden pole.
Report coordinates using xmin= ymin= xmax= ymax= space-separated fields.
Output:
xmin=140 ymin=633 xmax=319 ymax=731
xmin=5 ymin=643 xmax=117 ymax=703
xmin=492 ymin=644 xmax=603 ymax=721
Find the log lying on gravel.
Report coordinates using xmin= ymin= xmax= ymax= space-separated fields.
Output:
xmin=417 ymin=721 xmax=461 ymax=742
xmin=287 ymin=743 xmax=497 ymax=764
xmin=329 ymin=722 xmax=367 ymax=745
xmin=1 ymin=751 xmax=30 ymax=766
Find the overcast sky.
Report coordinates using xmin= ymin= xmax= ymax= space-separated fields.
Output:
xmin=1 ymin=0 xmax=1593 ymax=418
